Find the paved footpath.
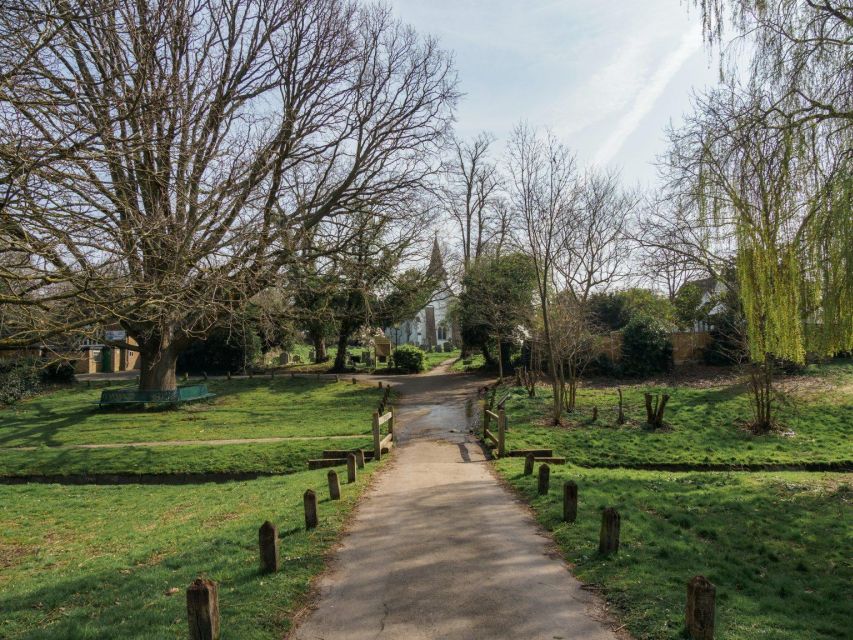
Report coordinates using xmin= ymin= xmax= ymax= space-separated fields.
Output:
xmin=292 ymin=364 xmax=622 ymax=640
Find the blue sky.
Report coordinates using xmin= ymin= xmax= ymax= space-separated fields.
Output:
xmin=390 ymin=0 xmax=721 ymax=187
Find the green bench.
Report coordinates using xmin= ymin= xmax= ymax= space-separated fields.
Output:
xmin=98 ymin=384 xmax=216 ymax=408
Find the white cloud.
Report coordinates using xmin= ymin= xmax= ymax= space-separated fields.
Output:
xmin=593 ymin=30 xmax=700 ymax=166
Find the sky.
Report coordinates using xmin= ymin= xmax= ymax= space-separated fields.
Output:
xmin=389 ymin=0 xmax=721 ymax=188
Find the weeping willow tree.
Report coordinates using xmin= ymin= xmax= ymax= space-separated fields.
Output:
xmin=667 ymin=84 xmax=852 ymax=432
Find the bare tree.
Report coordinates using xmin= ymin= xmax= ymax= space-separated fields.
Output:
xmin=0 ymin=0 xmax=457 ymax=389
xmin=440 ymin=133 xmax=506 ymax=271
xmin=555 ymin=168 xmax=637 ymax=303
xmin=506 ymin=123 xmax=578 ymax=425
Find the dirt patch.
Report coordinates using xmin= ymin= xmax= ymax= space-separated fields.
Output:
xmin=0 ymin=541 xmax=33 ymax=570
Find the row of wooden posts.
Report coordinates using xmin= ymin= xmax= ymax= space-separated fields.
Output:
xmin=187 ymin=384 xmax=392 ymax=640
xmin=524 ymin=457 xmax=716 ymax=640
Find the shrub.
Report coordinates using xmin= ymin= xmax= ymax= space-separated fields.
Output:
xmin=0 ymin=358 xmax=43 ymax=405
xmin=442 ymin=342 xmax=454 ymax=353
xmin=390 ymin=344 xmax=425 ymax=373
xmin=621 ymin=315 xmax=673 ymax=377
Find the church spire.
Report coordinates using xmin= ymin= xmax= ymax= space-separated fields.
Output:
xmin=427 ymin=236 xmax=445 ymax=280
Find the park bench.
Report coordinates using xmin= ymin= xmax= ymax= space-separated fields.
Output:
xmin=97 ymin=384 xmax=215 ymax=408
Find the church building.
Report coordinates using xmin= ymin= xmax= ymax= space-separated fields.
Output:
xmin=385 ymin=239 xmax=457 ymax=349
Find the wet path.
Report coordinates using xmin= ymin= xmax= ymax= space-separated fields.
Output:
xmin=291 ymin=364 xmax=622 ymax=640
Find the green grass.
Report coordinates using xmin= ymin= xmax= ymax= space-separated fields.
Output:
xmin=0 ymin=378 xmax=384 ymax=447
xmin=0 ymin=378 xmax=386 ymax=477
xmin=422 ymin=349 xmax=460 ymax=371
xmin=0 ymin=437 xmax=373 ymax=478
xmin=497 ymin=361 xmax=853 ymax=467
xmin=0 ymin=464 xmax=381 ymax=639
xmin=451 ymin=352 xmax=486 ymax=372
xmin=495 ymin=461 xmax=851 ymax=640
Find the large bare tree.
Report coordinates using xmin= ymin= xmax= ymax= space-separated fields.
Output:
xmin=0 ymin=0 xmax=456 ymax=389
xmin=506 ymin=123 xmax=578 ymax=425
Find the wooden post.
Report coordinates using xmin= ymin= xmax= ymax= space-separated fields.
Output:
xmin=335 ymin=374 xmax=339 ymax=383
xmin=537 ymin=464 xmax=550 ymax=495
xmin=226 ymin=371 xmax=231 ymax=381
xmin=372 ymin=411 xmax=381 ymax=461
xmin=186 ymin=578 xmax=220 ymax=640
xmin=563 ymin=481 xmax=578 ymax=523
xmin=303 ymin=489 xmax=318 ymax=530
xmin=347 ymin=453 xmax=358 ymax=483
xmin=497 ymin=409 xmax=507 ymax=457
xmin=355 ymin=449 xmax=365 ymax=470
xmin=599 ymin=507 xmax=620 ymax=555
xmin=352 ymin=377 xmax=357 ymax=385
xmin=591 ymin=406 xmax=598 ymax=422
xmin=327 ymin=470 xmax=341 ymax=500
xmin=258 ymin=521 xmax=279 ymax=573
xmin=523 ymin=454 xmax=535 ymax=476
xmin=686 ymin=575 xmax=716 ymax=640
xmin=389 ymin=407 xmax=395 ymax=435
xmin=482 ymin=406 xmax=490 ymax=438
xmin=378 ymin=380 xmax=383 ymax=388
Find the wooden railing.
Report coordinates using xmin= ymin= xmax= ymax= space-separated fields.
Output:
xmin=373 ymin=409 xmax=395 ymax=461
xmin=482 ymin=407 xmax=506 ymax=457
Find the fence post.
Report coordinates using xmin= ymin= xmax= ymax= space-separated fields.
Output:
xmin=372 ymin=411 xmax=381 ymax=461
xmin=258 ymin=521 xmax=279 ymax=573
xmin=498 ymin=409 xmax=507 ymax=457
xmin=524 ymin=454 xmax=535 ymax=476
xmin=347 ymin=453 xmax=358 ymax=483
xmin=482 ymin=405 xmax=490 ymax=439
xmin=327 ymin=470 xmax=341 ymax=500
xmin=355 ymin=449 xmax=365 ymax=470
xmin=686 ymin=575 xmax=716 ymax=640
xmin=389 ymin=407 xmax=395 ymax=436
xmin=303 ymin=489 xmax=318 ymax=530
xmin=537 ymin=464 xmax=550 ymax=495
xmin=599 ymin=508 xmax=620 ymax=555
xmin=563 ymin=481 xmax=578 ymax=523
xmin=187 ymin=578 xmax=220 ymax=640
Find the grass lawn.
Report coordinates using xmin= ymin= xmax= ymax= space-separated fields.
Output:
xmin=495 ymin=461 xmax=851 ymax=640
xmin=0 ymin=378 xmax=383 ymax=447
xmin=0 ymin=378 xmax=386 ymax=477
xmin=496 ymin=360 xmax=853 ymax=467
xmin=451 ymin=352 xmax=486 ymax=372
xmin=0 ymin=464 xmax=380 ymax=639
xmin=422 ymin=349 xmax=460 ymax=371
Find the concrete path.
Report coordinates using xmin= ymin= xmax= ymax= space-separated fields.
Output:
xmin=292 ymin=365 xmax=622 ymax=640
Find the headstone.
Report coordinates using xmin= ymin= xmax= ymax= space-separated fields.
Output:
xmin=279 ymin=352 xmax=290 ymax=365
xmin=599 ymin=507 xmax=620 ymax=555
xmin=258 ymin=521 xmax=279 ymax=573
xmin=186 ymin=578 xmax=220 ymax=640
xmin=563 ymin=481 xmax=578 ymax=523
xmin=347 ymin=453 xmax=358 ymax=483
xmin=686 ymin=575 xmax=716 ymax=640
xmin=538 ymin=463 xmax=550 ymax=495
xmin=303 ymin=489 xmax=318 ymax=529
xmin=327 ymin=470 xmax=341 ymax=500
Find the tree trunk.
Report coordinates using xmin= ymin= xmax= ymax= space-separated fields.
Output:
xmin=540 ymin=299 xmax=561 ymax=425
xmin=497 ymin=334 xmax=504 ymax=381
xmin=313 ymin=335 xmax=328 ymax=363
xmin=137 ymin=334 xmax=182 ymax=391
xmin=749 ymin=356 xmax=774 ymax=434
xmin=332 ymin=327 xmax=351 ymax=372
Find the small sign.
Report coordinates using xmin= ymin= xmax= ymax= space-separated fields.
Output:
xmin=104 ymin=330 xmax=126 ymax=342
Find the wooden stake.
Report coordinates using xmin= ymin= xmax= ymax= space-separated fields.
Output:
xmin=347 ymin=453 xmax=358 ymax=483
xmin=537 ymin=463 xmax=550 ymax=495
xmin=497 ymin=409 xmax=507 ymax=457
xmin=186 ymin=578 xmax=220 ymax=640
xmin=258 ymin=521 xmax=279 ymax=573
xmin=303 ymin=489 xmax=318 ymax=530
xmin=563 ymin=481 xmax=578 ymax=523
xmin=327 ymin=470 xmax=341 ymax=500
xmin=686 ymin=575 xmax=716 ymax=640
xmin=523 ymin=454 xmax=535 ymax=476
xmin=355 ymin=449 xmax=365 ymax=470
xmin=599 ymin=508 xmax=620 ymax=555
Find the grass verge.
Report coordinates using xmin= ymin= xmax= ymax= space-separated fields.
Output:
xmin=495 ymin=460 xmax=851 ymax=640
xmin=497 ymin=361 xmax=853 ymax=467
xmin=0 ymin=463 xmax=380 ymax=639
